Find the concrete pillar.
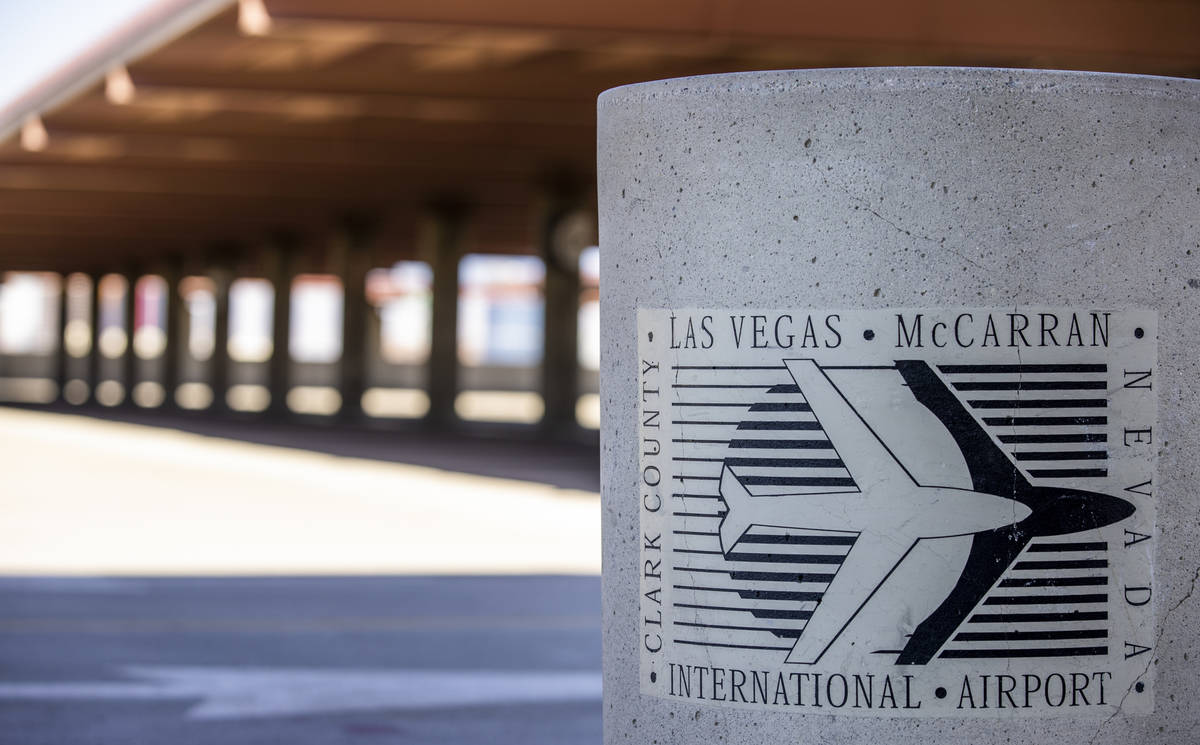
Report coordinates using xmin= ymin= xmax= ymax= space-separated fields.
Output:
xmin=54 ymin=272 xmax=70 ymax=398
xmin=539 ymin=199 xmax=587 ymax=437
xmin=87 ymin=271 xmax=103 ymax=404
xmin=161 ymin=258 xmax=182 ymax=409
xmin=121 ymin=269 xmax=139 ymax=406
xmin=598 ymin=68 xmax=1200 ymax=744
xmin=209 ymin=262 xmax=232 ymax=414
xmin=265 ymin=239 xmax=295 ymax=418
xmin=422 ymin=205 xmax=467 ymax=429
xmin=336 ymin=221 xmax=373 ymax=420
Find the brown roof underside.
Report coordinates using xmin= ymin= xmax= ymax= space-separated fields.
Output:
xmin=1 ymin=0 xmax=1197 ymax=273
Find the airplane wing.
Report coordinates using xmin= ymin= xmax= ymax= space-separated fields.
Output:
xmin=891 ymin=360 xmax=1033 ymax=664
xmin=895 ymin=527 xmax=1026 ymax=664
xmin=893 ymin=360 xmax=1038 ymax=504
xmin=785 ymin=535 xmax=917 ymax=664
xmin=783 ymin=359 xmax=918 ymax=490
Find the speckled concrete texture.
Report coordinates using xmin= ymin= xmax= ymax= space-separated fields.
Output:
xmin=598 ymin=68 xmax=1199 ymax=744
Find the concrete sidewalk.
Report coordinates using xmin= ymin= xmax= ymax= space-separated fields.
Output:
xmin=0 ymin=407 xmax=600 ymax=575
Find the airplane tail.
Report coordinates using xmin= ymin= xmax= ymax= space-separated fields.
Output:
xmin=718 ymin=466 xmax=755 ymax=554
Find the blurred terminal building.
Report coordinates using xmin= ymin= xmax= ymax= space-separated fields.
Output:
xmin=0 ymin=0 xmax=1195 ymax=437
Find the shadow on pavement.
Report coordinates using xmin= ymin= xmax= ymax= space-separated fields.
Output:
xmin=1 ymin=403 xmax=600 ymax=493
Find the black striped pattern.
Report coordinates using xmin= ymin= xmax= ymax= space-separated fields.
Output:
xmin=938 ymin=541 xmax=1109 ymax=659
xmin=669 ymin=365 xmax=856 ymax=652
xmin=938 ymin=363 xmax=1110 ymax=480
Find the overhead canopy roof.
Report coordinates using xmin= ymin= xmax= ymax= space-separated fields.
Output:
xmin=1 ymin=0 xmax=1197 ymax=273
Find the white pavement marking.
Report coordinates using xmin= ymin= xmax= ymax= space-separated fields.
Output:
xmin=0 ymin=408 xmax=600 ymax=574
xmin=0 ymin=666 xmax=602 ymax=719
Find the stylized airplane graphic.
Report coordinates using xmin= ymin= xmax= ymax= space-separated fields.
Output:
xmin=717 ymin=359 xmax=1134 ymax=665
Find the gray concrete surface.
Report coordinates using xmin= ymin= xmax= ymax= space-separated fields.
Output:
xmin=0 ymin=575 xmax=600 ymax=745
xmin=598 ymin=68 xmax=1199 ymax=743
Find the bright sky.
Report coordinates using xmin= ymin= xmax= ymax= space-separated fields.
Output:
xmin=0 ymin=0 xmax=155 ymax=109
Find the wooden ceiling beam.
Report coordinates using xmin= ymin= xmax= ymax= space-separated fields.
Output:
xmin=41 ymin=91 xmax=596 ymax=148
xmin=126 ymin=44 xmax=767 ymax=101
xmin=129 ymin=46 xmax=1200 ymax=101
xmin=0 ymin=235 xmax=209 ymax=270
xmin=0 ymin=129 xmax=592 ymax=176
xmin=0 ymin=161 xmax=545 ymax=203
xmin=0 ymin=226 xmax=544 ymax=273
xmin=254 ymin=0 xmax=1200 ymax=61
xmin=0 ymin=187 xmax=592 ymax=228
xmin=87 ymin=82 xmax=595 ymax=127
xmin=0 ymin=188 xmax=338 ymax=222
xmin=0 ymin=202 xmax=543 ymax=239
xmin=0 ymin=190 xmax=549 ymax=269
xmin=0 ymin=213 xmax=318 ymax=241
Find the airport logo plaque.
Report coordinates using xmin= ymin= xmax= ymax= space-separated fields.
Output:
xmin=636 ymin=308 xmax=1157 ymax=717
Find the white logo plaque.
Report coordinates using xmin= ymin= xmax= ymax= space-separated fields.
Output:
xmin=637 ymin=308 xmax=1157 ymax=717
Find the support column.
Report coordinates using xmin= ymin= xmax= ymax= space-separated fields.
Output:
xmin=161 ymin=257 xmax=182 ymax=410
xmin=0 ymin=274 xmax=5 ymax=383
xmin=266 ymin=238 xmax=295 ymax=419
xmin=337 ymin=221 xmax=372 ymax=421
xmin=539 ymin=200 xmax=588 ymax=437
xmin=209 ymin=262 xmax=232 ymax=414
xmin=87 ymin=271 xmax=103 ymax=404
xmin=422 ymin=205 xmax=467 ymax=429
xmin=121 ymin=268 xmax=139 ymax=406
xmin=55 ymin=272 xmax=70 ymax=399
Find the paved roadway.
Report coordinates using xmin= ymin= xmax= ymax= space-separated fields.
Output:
xmin=0 ymin=575 xmax=600 ymax=745
xmin=0 ymin=405 xmax=602 ymax=743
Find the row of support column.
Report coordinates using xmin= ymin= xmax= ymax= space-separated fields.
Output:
xmin=42 ymin=201 xmax=590 ymax=434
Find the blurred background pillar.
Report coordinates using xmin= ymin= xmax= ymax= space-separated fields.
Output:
xmin=423 ymin=204 xmax=467 ymax=430
xmin=337 ymin=220 xmax=373 ymax=421
xmin=86 ymin=271 xmax=102 ymax=404
xmin=161 ymin=257 xmax=182 ymax=411
xmin=539 ymin=187 xmax=588 ymax=437
xmin=208 ymin=257 xmax=232 ymax=414
xmin=266 ymin=237 xmax=295 ymax=419
xmin=121 ymin=267 xmax=139 ymax=407
xmin=54 ymin=273 xmax=69 ymax=400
